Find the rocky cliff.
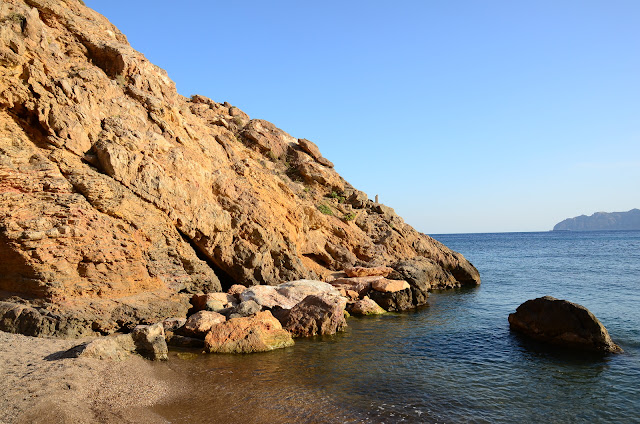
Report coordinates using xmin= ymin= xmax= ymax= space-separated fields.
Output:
xmin=553 ymin=209 xmax=640 ymax=231
xmin=0 ymin=0 xmax=479 ymax=337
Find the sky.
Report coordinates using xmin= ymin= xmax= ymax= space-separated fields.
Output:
xmin=85 ymin=0 xmax=640 ymax=234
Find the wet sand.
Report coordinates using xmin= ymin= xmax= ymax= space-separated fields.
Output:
xmin=0 ymin=331 xmax=183 ymax=424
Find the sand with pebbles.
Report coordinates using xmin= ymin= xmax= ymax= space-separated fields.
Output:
xmin=0 ymin=331 xmax=184 ymax=424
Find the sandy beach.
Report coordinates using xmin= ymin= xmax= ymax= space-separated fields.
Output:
xmin=0 ymin=331 xmax=181 ymax=424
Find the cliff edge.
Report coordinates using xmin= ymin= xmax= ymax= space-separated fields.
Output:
xmin=0 ymin=0 xmax=479 ymax=337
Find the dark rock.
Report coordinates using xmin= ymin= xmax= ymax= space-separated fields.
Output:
xmin=280 ymin=294 xmax=347 ymax=337
xmin=231 ymin=300 xmax=261 ymax=318
xmin=162 ymin=317 xmax=186 ymax=332
xmin=508 ymin=296 xmax=622 ymax=353
xmin=166 ymin=331 xmax=205 ymax=348
xmin=369 ymin=288 xmax=413 ymax=312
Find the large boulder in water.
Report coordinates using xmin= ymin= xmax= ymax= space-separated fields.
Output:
xmin=280 ymin=294 xmax=347 ymax=337
xmin=508 ymin=296 xmax=622 ymax=353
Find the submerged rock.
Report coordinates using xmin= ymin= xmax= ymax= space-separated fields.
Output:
xmin=508 ymin=296 xmax=622 ymax=353
xmin=204 ymin=311 xmax=294 ymax=353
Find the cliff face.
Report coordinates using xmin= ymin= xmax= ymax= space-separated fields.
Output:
xmin=0 ymin=0 xmax=479 ymax=337
xmin=553 ymin=209 xmax=640 ymax=231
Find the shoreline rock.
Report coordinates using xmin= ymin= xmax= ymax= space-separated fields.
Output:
xmin=204 ymin=311 xmax=294 ymax=353
xmin=508 ymin=296 xmax=622 ymax=353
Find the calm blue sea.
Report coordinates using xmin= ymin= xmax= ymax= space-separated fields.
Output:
xmin=154 ymin=231 xmax=640 ymax=423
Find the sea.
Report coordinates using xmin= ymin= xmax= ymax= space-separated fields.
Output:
xmin=152 ymin=231 xmax=640 ymax=423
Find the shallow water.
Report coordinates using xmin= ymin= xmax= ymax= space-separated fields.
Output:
xmin=153 ymin=231 xmax=640 ymax=423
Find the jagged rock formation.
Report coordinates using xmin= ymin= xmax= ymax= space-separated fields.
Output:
xmin=0 ymin=0 xmax=479 ymax=337
xmin=553 ymin=208 xmax=640 ymax=231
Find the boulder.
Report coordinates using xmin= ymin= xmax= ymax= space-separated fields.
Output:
xmin=227 ymin=284 xmax=247 ymax=297
xmin=240 ymin=280 xmax=341 ymax=310
xmin=162 ymin=317 xmax=186 ymax=332
xmin=79 ymin=334 xmax=136 ymax=361
xmin=238 ymin=285 xmax=296 ymax=310
xmin=371 ymin=278 xmax=410 ymax=293
xmin=204 ymin=311 xmax=294 ymax=353
xmin=508 ymin=296 xmax=622 ymax=353
xmin=369 ymin=288 xmax=413 ymax=312
xmin=297 ymin=138 xmax=334 ymax=168
xmin=228 ymin=300 xmax=262 ymax=319
xmin=344 ymin=266 xmax=394 ymax=278
xmin=280 ymin=294 xmax=347 ymax=337
xmin=181 ymin=311 xmax=226 ymax=338
xmin=191 ymin=292 xmax=238 ymax=313
xmin=347 ymin=297 xmax=386 ymax=316
xmin=131 ymin=323 xmax=169 ymax=361
xmin=275 ymin=280 xmax=341 ymax=305
xmin=330 ymin=276 xmax=381 ymax=297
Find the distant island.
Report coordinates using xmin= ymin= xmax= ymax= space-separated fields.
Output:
xmin=553 ymin=208 xmax=640 ymax=231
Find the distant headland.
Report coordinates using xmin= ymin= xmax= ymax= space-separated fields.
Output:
xmin=553 ymin=208 xmax=640 ymax=231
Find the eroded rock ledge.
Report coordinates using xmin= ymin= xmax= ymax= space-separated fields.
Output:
xmin=0 ymin=0 xmax=479 ymax=338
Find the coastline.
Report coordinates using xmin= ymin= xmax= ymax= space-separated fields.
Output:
xmin=0 ymin=331 xmax=179 ymax=424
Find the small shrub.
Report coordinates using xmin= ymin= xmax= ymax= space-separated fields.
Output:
xmin=317 ymin=204 xmax=333 ymax=216
xmin=78 ymin=0 xmax=86 ymax=5
xmin=327 ymin=191 xmax=346 ymax=203
xmin=266 ymin=150 xmax=277 ymax=161
xmin=115 ymin=74 xmax=127 ymax=87
xmin=233 ymin=116 xmax=244 ymax=126
xmin=343 ymin=213 xmax=356 ymax=222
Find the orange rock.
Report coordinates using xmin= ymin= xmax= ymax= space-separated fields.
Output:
xmin=346 ymin=290 xmax=360 ymax=300
xmin=227 ymin=285 xmax=247 ymax=297
xmin=371 ymin=279 xmax=410 ymax=293
xmin=344 ymin=266 xmax=394 ymax=278
xmin=204 ymin=311 xmax=294 ymax=353
xmin=191 ymin=293 xmax=237 ymax=312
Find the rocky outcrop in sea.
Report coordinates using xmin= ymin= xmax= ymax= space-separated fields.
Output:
xmin=0 ymin=0 xmax=479 ymax=339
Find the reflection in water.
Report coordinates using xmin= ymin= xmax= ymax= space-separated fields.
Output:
xmin=153 ymin=232 xmax=640 ymax=423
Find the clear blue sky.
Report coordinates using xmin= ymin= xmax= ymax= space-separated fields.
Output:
xmin=85 ymin=0 xmax=640 ymax=234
